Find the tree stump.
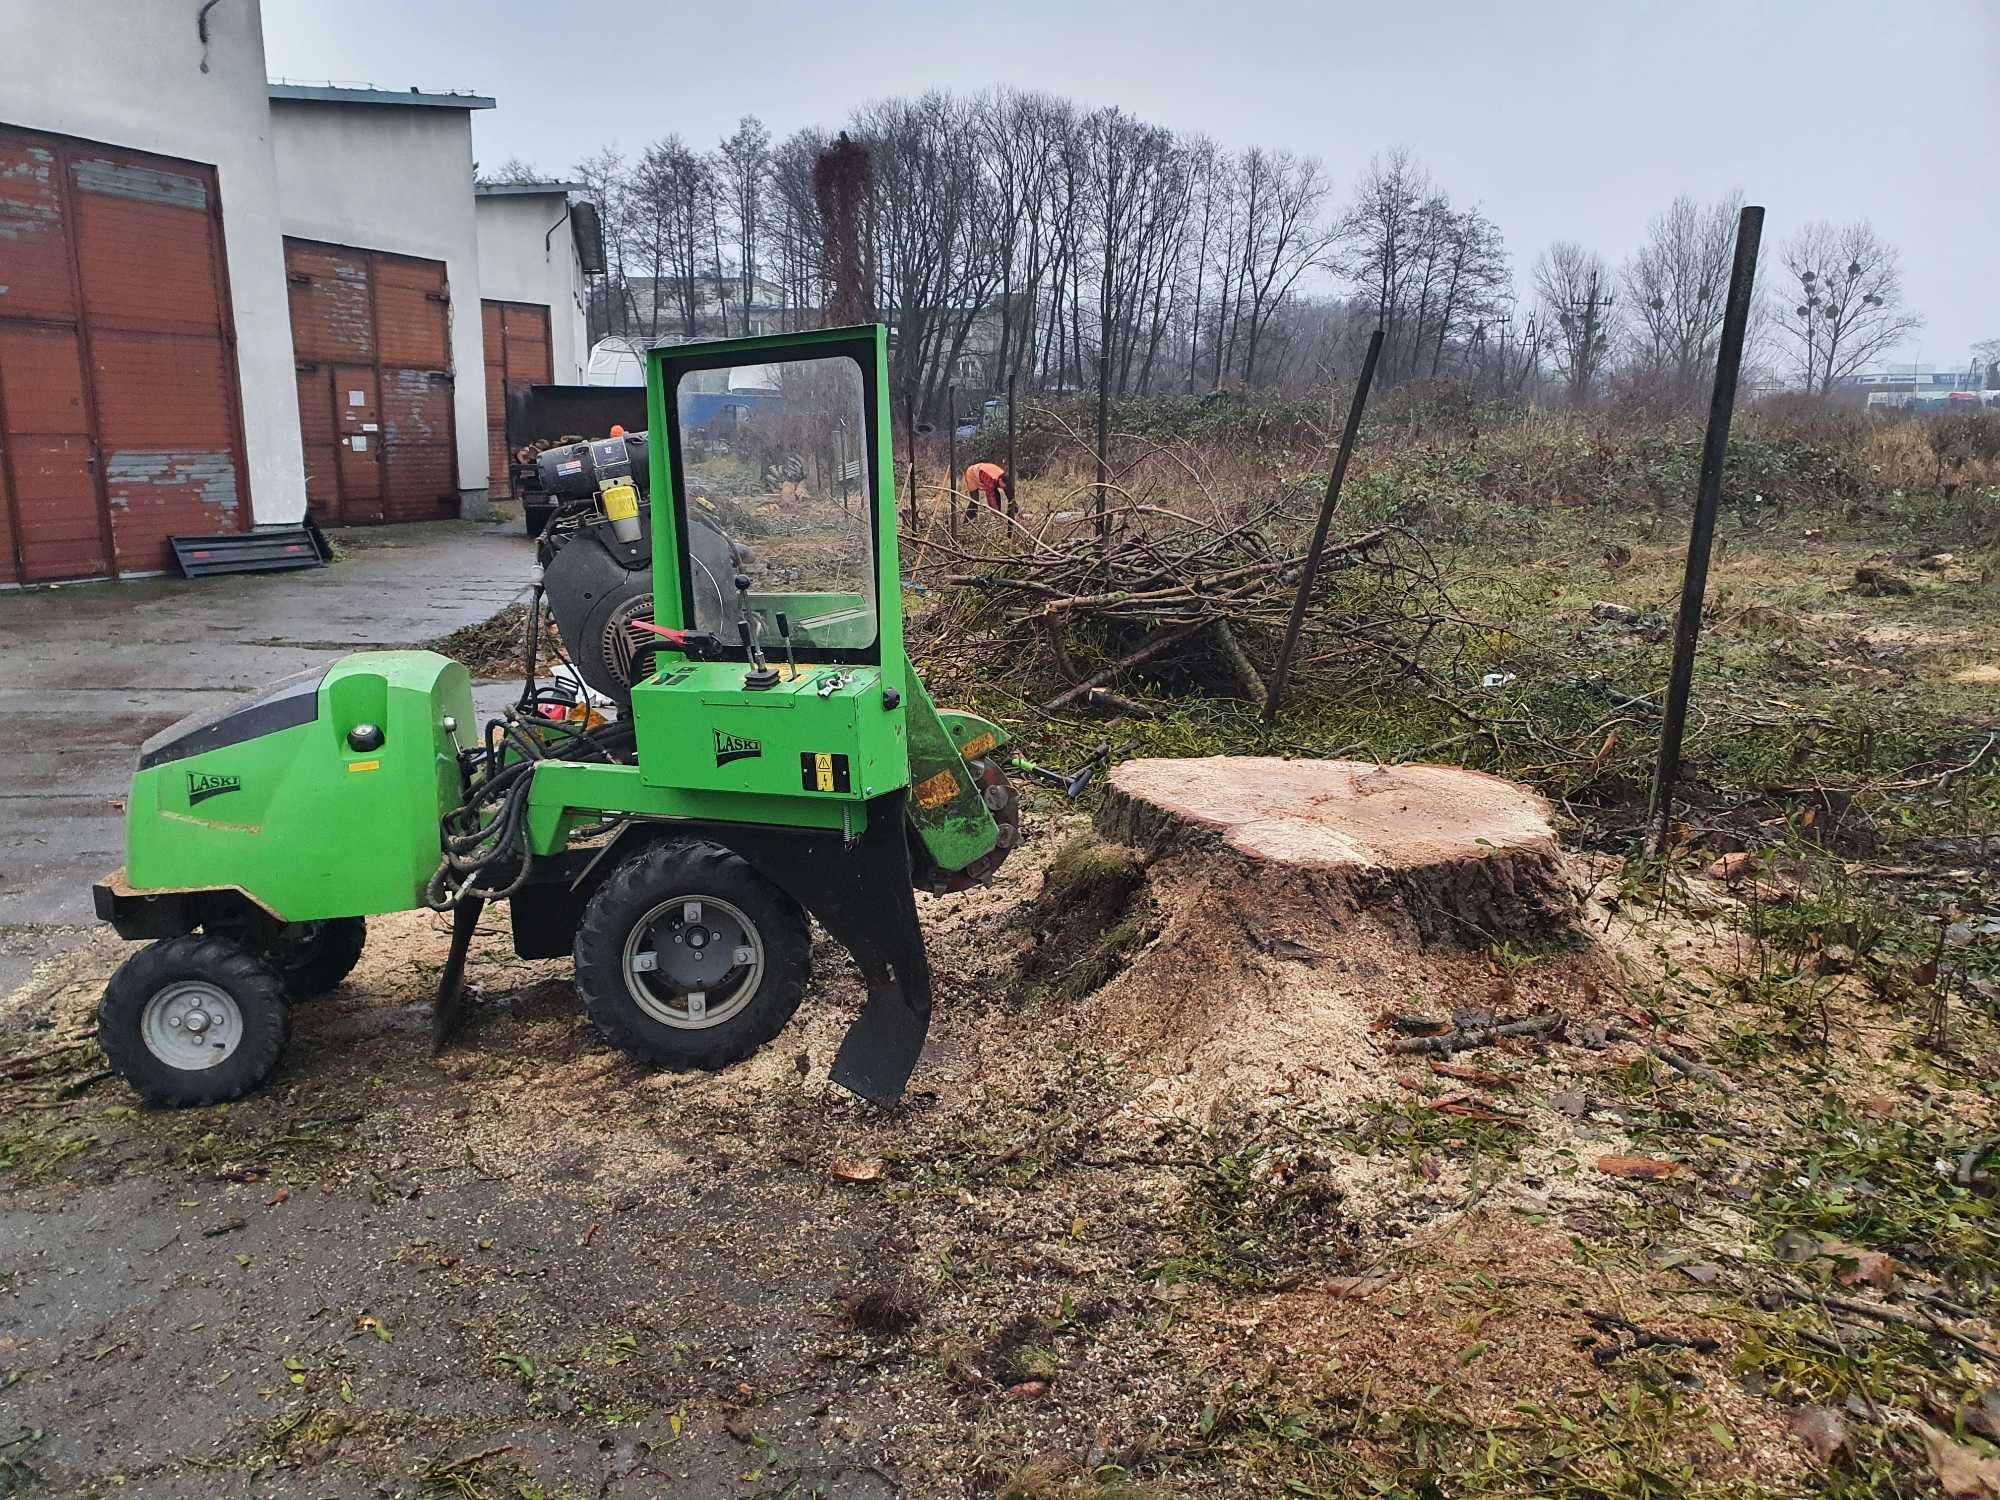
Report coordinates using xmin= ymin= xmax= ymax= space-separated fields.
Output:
xmin=1013 ymin=756 xmax=1588 ymax=1117
xmin=1095 ymin=756 xmax=1574 ymax=947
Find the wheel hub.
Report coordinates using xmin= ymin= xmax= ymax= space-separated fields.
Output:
xmin=141 ymin=981 xmax=244 ymax=1070
xmin=622 ymin=896 xmax=764 ymax=1030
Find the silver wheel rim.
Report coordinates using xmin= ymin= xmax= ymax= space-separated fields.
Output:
xmin=620 ymin=894 xmax=764 ymax=1030
xmin=141 ymin=981 xmax=245 ymax=1070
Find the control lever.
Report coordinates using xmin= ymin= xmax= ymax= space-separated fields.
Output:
xmin=775 ymin=611 xmax=797 ymax=679
xmin=734 ymin=576 xmax=779 ymax=691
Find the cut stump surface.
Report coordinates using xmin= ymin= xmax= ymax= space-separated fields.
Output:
xmin=1101 ymin=756 xmax=1556 ymax=869
xmin=1096 ymin=756 xmax=1573 ymax=945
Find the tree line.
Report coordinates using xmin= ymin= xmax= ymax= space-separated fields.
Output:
xmin=482 ymin=86 xmax=1927 ymax=417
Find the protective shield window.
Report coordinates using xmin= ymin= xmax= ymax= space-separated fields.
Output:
xmin=674 ymin=355 xmax=875 ymax=657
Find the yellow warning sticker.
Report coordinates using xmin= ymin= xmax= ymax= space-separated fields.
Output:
xmin=348 ymin=759 xmax=381 ymax=774
xmin=914 ymin=769 xmax=959 ymax=810
xmin=814 ymin=752 xmax=835 ymax=792
xmin=960 ymin=731 xmax=996 ymax=759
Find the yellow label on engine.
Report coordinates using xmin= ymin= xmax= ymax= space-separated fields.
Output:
xmin=601 ymin=482 xmax=639 ymax=522
xmin=348 ymin=759 xmax=381 ymax=774
xmin=914 ymin=769 xmax=960 ymax=810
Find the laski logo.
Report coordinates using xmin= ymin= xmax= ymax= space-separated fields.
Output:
xmin=187 ymin=770 xmax=243 ymax=805
xmin=713 ymin=729 xmax=762 ymax=767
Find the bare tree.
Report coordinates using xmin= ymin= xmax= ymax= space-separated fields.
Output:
xmin=631 ymin=135 xmax=713 ymax=339
xmin=1338 ymin=149 xmax=1424 ymax=378
xmin=1976 ymin=337 xmax=2000 ymax=391
xmin=1337 ymin=150 xmax=1511 ymax=387
xmin=853 ymin=93 xmax=1000 ymax=419
xmin=574 ymin=146 xmax=635 ymax=339
xmin=1622 ymin=194 xmax=1741 ymax=403
xmin=717 ymin=116 xmax=770 ymax=336
xmin=1778 ymin=220 xmax=1923 ymax=396
xmin=477 ymin=155 xmax=543 ymax=186
xmin=768 ymin=127 xmax=828 ymax=329
xmin=1234 ymin=148 xmax=1332 ymax=387
xmin=1536 ymin=241 xmax=1617 ymax=403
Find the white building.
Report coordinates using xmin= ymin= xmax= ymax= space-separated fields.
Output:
xmin=475 ymin=182 xmax=598 ymax=496
xmin=0 ymin=0 xmax=596 ymax=584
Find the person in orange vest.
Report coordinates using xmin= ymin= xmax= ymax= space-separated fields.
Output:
xmin=962 ymin=461 xmax=1018 ymax=518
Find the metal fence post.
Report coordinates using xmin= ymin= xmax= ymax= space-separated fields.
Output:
xmin=947 ymin=380 xmax=958 ymax=538
xmin=1648 ymin=205 xmax=1765 ymax=850
xmin=1263 ymin=327 xmax=1385 ymax=725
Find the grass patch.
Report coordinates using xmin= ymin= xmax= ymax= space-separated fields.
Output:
xmin=1200 ymin=1373 xmax=1766 ymax=1499
xmin=1753 ymin=1098 xmax=1998 ymax=1296
xmin=0 ymin=1126 xmax=96 ymax=1183
xmin=1160 ymin=1125 xmax=1354 ymax=1291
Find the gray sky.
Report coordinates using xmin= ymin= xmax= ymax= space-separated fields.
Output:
xmin=263 ymin=0 xmax=1998 ymax=367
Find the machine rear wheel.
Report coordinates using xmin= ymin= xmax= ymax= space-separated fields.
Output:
xmin=262 ymin=918 xmax=368 ymax=1001
xmin=574 ymin=841 xmax=811 ymax=1072
xmin=98 ymin=936 xmax=289 ymax=1107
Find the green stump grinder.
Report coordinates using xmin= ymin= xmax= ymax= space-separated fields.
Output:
xmin=92 ymin=327 xmax=1020 ymax=1108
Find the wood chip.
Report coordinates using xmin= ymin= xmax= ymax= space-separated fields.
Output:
xmin=830 ymin=1157 xmax=885 ymax=1184
xmin=1324 ymin=1269 xmax=1393 ymax=1299
xmin=1922 ymin=1423 xmax=2000 ymax=1498
xmin=1789 ymin=1406 xmax=1847 ymax=1465
xmin=1705 ymin=851 xmax=1756 ymax=883
xmin=1595 ymin=1155 xmax=1677 ymax=1181
xmin=1431 ymin=1099 xmax=1525 ymax=1128
xmin=1431 ymin=1063 xmax=1516 ymax=1091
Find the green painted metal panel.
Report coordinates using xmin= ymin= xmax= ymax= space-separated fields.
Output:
xmin=626 ymin=660 xmax=907 ymax=802
xmin=901 ymin=663 xmax=999 ymax=873
xmin=123 ymin=652 xmax=474 ymax=921
xmin=522 ymin=761 xmax=859 ymax=855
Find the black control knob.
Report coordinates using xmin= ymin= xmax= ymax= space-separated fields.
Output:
xmin=347 ymin=724 xmax=385 ymax=752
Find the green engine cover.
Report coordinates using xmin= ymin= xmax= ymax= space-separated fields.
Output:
xmin=123 ymin=651 xmax=474 ymax=922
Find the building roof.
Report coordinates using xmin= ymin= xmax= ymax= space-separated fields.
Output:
xmin=267 ymin=82 xmax=495 ymax=111
xmin=475 ymin=181 xmax=586 ymax=197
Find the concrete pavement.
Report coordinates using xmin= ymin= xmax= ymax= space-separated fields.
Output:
xmin=0 ymin=520 xmax=534 ymax=992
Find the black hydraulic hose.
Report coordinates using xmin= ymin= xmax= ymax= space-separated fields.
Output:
xmin=424 ymin=711 xmax=640 ymax=912
xmin=518 ymin=583 xmax=545 ymax=711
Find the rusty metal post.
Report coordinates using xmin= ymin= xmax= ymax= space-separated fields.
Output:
xmin=947 ymin=380 xmax=958 ymax=540
xmin=904 ymin=386 xmax=920 ymax=532
xmin=1648 ymin=205 xmax=1764 ymax=851
xmin=1095 ymin=351 xmax=1110 ymax=542
xmin=1006 ymin=356 xmax=1019 ymax=507
xmin=1262 ymin=327 xmax=1384 ymax=726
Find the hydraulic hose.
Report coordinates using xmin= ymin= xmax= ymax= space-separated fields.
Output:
xmin=423 ymin=712 xmax=639 ymax=912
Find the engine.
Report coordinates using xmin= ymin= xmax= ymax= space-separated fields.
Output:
xmin=534 ymin=432 xmax=742 ymax=707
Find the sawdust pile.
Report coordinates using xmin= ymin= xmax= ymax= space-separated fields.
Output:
xmin=424 ymin=602 xmax=566 ymax=682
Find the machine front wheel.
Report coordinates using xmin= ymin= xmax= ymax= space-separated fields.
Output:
xmin=98 ymin=936 xmax=290 ymax=1107
xmin=574 ymin=841 xmax=811 ymax=1072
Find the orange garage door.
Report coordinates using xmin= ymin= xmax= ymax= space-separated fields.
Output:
xmin=0 ymin=126 xmax=252 ymax=584
xmin=286 ymin=238 xmax=458 ymax=526
xmin=482 ymin=299 xmax=552 ymax=500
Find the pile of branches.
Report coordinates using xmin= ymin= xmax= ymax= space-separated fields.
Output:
xmin=920 ymin=496 xmax=1468 ymax=715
